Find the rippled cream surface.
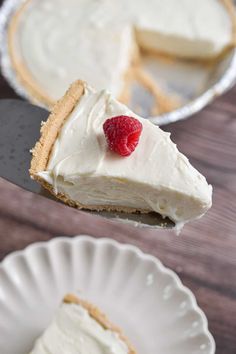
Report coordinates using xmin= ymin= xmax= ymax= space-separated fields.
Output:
xmin=15 ymin=0 xmax=232 ymax=100
xmin=38 ymin=85 xmax=212 ymax=225
xmin=30 ymin=302 xmax=128 ymax=354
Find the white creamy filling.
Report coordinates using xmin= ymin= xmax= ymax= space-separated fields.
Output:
xmin=15 ymin=0 xmax=233 ymax=100
xmin=18 ymin=9 xmax=134 ymax=99
xmin=38 ymin=85 xmax=212 ymax=225
xmin=30 ymin=302 xmax=128 ymax=354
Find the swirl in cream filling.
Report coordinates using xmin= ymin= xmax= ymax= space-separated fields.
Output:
xmin=38 ymin=85 xmax=212 ymax=225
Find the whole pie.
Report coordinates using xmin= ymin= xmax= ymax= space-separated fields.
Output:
xmin=8 ymin=0 xmax=236 ymax=108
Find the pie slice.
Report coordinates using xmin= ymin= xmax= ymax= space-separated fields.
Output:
xmin=29 ymin=294 xmax=136 ymax=354
xmin=30 ymin=80 xmax=212 ymax=228
xmin=8 ymin=0 xmax=236 ymax=108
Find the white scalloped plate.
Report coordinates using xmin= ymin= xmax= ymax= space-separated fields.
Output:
xmin=0 ymin=236 xmax=215 ymax=354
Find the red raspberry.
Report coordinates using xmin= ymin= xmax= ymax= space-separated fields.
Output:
xmin=103 ymin=116 xmax=143 ymax=157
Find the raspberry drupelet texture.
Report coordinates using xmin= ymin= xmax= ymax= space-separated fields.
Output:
xmin=103 ymin=115 xmax=143 ymax=157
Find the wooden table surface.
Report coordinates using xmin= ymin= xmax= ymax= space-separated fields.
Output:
xmin=0 ymin=59 xmax=236 ymax=352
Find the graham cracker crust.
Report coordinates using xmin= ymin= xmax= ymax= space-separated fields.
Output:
xmin=64 ymin=294 xmax=136 ymax=354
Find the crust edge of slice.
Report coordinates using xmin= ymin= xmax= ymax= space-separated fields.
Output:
xmin=29 ymin=79 xmax=85 ymax=179
xmin=8 ymin=0 xmax=56 ymax=108
xmin=63 ymin=294 xmax=136 ymax=354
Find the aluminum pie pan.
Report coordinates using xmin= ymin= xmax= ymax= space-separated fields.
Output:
xmin=1 ymin=0 xmax=236 ymax=126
